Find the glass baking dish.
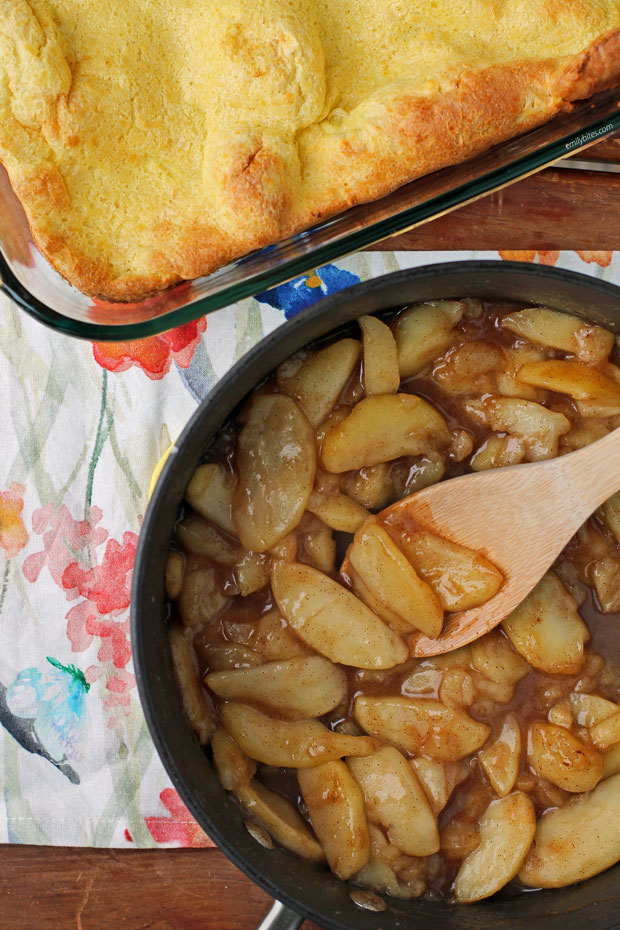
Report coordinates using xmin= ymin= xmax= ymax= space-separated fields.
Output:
xmin=2 ymin=88 xmax=620 ymax=342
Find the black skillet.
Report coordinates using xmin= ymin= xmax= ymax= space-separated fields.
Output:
xmin=131 ymin=261 xmax=620 ymax=930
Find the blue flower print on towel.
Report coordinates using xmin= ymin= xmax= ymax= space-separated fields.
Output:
xmin=255 ymin=264 xmax=360 ymax=319
xmin=6 ymin=658 xmax=89 ymax=765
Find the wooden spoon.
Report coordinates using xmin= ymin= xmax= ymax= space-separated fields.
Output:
xmin=346 ymin=428 xmax=620 ymax=658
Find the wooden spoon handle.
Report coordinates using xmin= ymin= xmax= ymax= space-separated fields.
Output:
xmin=551 ymin=426 xmax=620 ymax=519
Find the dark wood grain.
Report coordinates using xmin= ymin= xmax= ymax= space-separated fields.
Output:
xmin=0 ymin=845 xmax=323 ymax=930
xmin=576 ymin=136 xmax=620 ymax=160
xmin=379 ymin=167 xmax=620 ymax=252
xmin=377 ymin=131 xmax=620 ymax=253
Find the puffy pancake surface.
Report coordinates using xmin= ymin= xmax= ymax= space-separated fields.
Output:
xmin=1 ymin=0 xmax=620 ymax=299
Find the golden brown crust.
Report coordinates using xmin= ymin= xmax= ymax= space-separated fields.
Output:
xmin=1 ymin=10 xmax=620 ymax=303
xmin=557 ymin=26 xmax=620 ymax=100
xmin=290 ymin=61 xmax=560 ymax=230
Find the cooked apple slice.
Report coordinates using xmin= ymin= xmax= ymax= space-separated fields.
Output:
xmin=348 ymin=746 xmax=439 ymax=856
xmin=548 ymin=699 xmax=573 ymax=729
xmin=233 ymin=551 xmax=270 ymax=596
xmin=177 ymin=515 xmax=268 ymax=595
xmin=519 ymin=773 xmax=620 ymax=887
xmin=300 ymin=522 xmax=336 ymax=575
xmin=211 ymin=729 xmax=257 ymax=790
xmin=282 ymin=339 xmax=361 ymax=428
xmin=348 ymin=567 xmax=415 ymax=636
xmin=201 ymin=643 xmax=264 ymax=671
xmin=478 ymin=714 xmax=522 ymax=797
xmin=177 ymin=557 xmax=229 ymax=628
xmin=212 ymin=730 xmax=324 ymax=862
xmin=177 ymin=514 xmax=239 ymax=564
xmin=299 ymin=761 xmax=370 ymax=879
xmin=501 ymin=307 xmax=614 ymax=364
xmin=590 ymin=713 xmax=620 ymax=751
xmin=169 ymin=627 xmax=216 ymax=744
xmin=342 ymin=462 xmax=394 ymax=511
xmin=450 ymin=428 xmax=475 ymax=463
xmin=353 ymin=851 xmax=421 ymax=900
xmin=473 ymin=396 xmax=571 ymax=461
xmin=454 ymin=792 xmax=536 ymax=902
xmin=412 ymin=758 xmax=449 ymax=814
xmin=237 ymin=779 xmax=325 ymax=862
xmin=392 ymin=451 xmax=447 ymax=498
xmin=527 ymin=722 xmax=602 ymax=793
xmin=412 ymin=758 xmax=469 ymax=815
xmin=389 ymin=523 xmax=502 ymax=612
xmin=220 ymin=702 xmax=376 ymax=767
xmin=231 ymin=394 xmax=317 ymax=552
xmin=439 ymin=667 xmax=475 ymax=708
xmin=496 ymin=345 xmax=547 ymax=401
xmin=271 ymin=561 xmax=408 ymax=669
xmin=432 ymin=340 xmax=503 ymax=396
xmin=222 ymin=608 xmax=314 ymax=662
xmin=354 ymin=696 xmax=490 ymax=761
xmin=393 ymin=301 xmax=465 ymax=377
xmin=206 ymin=656 xmax=346 ymax=719
xmin=470 ymin=629 xmax=530 ymax=686
xmin=307 ymin=491 xmax=369 ymax=534
xmin=570 ymin=693 xmax=619 ymax=728
xmin=516 ymin=359 xmax=620 ymax=407
xmin=165 ymin=551 xmax=184 ymax=600
xmin=359 ymin=315 xmax=400 ymax=395
xmin=603 ymin=743 xmax=620 ymax=779
xmin=348 ymin=523 xmax=443 ymax=637
xmin=601 ymin=491 xmax=620 ymax=546
xmin=590 ymin=555 xmax=620 ymax=614
xmin=321 ymin=394 xmax=449 ymax=473
xmin=307 ymin=472 xmax=369 ymax=533
xmin=470 ymin=434 xmax=526 ymax=471
xmin=503 ymin=572 xmax=588 ymax=675
xmin=185 ymin=463 xmax=236 ymax=535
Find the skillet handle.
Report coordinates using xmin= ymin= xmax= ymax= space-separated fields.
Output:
xmin=256 ymin=900 xmax=304 ymax=930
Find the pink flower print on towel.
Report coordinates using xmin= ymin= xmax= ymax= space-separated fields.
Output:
xmin=145 ymin=788 xmax=213 ymax=848
xmin=61 ymin=531 xmax=138 ymax=732
xmin=23 ymin=504 xmax=107 ymax=589
xmin=62 ymin=532 xmax=137 ymax=616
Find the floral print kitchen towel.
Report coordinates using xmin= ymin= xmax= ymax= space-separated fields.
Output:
xmin=0 ymin=248 xmax=615 ymax=848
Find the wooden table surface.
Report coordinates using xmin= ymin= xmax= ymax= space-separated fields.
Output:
xmin=3 ymin=134 xmax=620 ymax=930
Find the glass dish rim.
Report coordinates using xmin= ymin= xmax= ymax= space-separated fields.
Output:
xmin=2 ymin=105 xmax=620 ymax=342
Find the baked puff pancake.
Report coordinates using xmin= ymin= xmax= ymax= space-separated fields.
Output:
xmin=1 ymin=1 xmax=620 ymax=301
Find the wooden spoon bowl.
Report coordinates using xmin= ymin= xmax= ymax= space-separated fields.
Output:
xmin=342 ymin=427 xmax=620 ymax=657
